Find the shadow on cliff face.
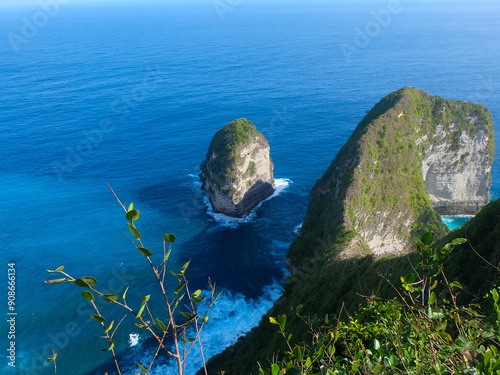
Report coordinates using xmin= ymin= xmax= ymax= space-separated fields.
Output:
xmin=203 ymin=198 xmax=500 ymax=374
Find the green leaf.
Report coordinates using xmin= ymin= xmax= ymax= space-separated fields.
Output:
xmin=128 ymin=224 xmax=141 ymax=239
xmin=174 ymin=281 xmax=187 ymax=295
xmin=190 ymin=297 xmax=206 ymax=304
xmin=492 ymin=288 xmax=499 ymax=304
xmin=75 ymin=276 xmax=97 ymax=288
xmin=136 ymin=304 xmax=146 ymax=319
xmin=164 ymin=248 xmax=172 ymax=262
xmin=416 ymin=240 xmax=426 ymax=252
xmin=102 ymin=294 xmax=119 ymax=303
xmin=372 ymin=364 xmax=382 ymax=374
xmin=169 ymin=271 xmax=183 ymax=280
xmin=137 ymin=246 xmax=153 ymax=257
xmin=174 ymin=293 xmax=185 ymax=310
xmin=420 ymin=232 xmax=434 ymax=246
xmin=122 ymin=286 xmax=129 ymax=300
xmin=155 ymin=318 xmax=167 ymax=332
xmin=89 ymin=314 xmax=106 ymax=323
xmin=178 ymin=314 xmax=199 ymax=328
xmin=285 ymin=368 xmax=301 ymax=375
xmin=271 ymin=363 xmax=280 ymax=375
xmin=438 ymin=331 xmax=453 ymax=343
xmin=81 ymin=291 xmax=94 ymax=300
xmin=428 ymin=291 xmax=437 ymax=305
xmin=277 ymin=314 xmax=286 ymax=331
xmin=269 ymin=317 xmax=279 ymax=325
xmin=429 ymin=280 xmax=438 ymax=290
xmin=199 ymin=316 xmax=209 ymax=323
xmin=137 ymin=362 xmax=149 ymax=374
xmin=213 ymin=291 xmax=222 ymax=304
xmin=164 ymin=233 xmax=176 ymax=243
xmin=128 ymin=202 xmax=134 ymax=212
xmin=45 ymin=353 xmax=57 ymax=362
xmin=135 ymin=294 xmax=151 ymax=318
xmin=450 ymin=281 xmax=462 ymax=289
xmin=451 ymin=238 xmax=466 ymax=246
xmin=401 ymin=273 xmax=415 ymax=284
xmin=293 ymin=346 xmax=302 ymax=361
xmin=192 ymin=289 xmax=202 ymax=299
xmin=180 ymin=311 xmax=196 ymax=319
xmin=44 ymin=278 xmax=69 ymax=284
xmin=181 ymin=338 xmax=196 ymax=344
xmin=305 ymin=357 xmax=312 ymax=368
xmin=374 ymin=339 xmax=380 ymax=350
xmin=104 ymin=321 xmax=114 ymax=333
xmin=47 ymin=265 xmax=65 ymax=273
xmin=102 ymin=341 xmax=116 ymax=352
xmin=126 ymin=209 xmax=140 ymax=222
xmin=180 ymin=260 xmax=191 ymax=275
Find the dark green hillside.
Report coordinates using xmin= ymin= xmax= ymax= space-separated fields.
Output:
xmin=439 ymin=198 xmax=500 ymax=305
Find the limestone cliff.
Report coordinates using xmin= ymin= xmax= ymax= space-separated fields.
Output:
xmin=290 ymin=87 xmax=494 ymax=262
xmin=200 ymin=118 xmax=274 ymax=217
xmin=421 ymin=117 xmax=492 ymax=215
xmin=202 ymin=88 xmax=495 ymax=375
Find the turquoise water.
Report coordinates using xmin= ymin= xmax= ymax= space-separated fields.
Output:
xmin=1 ymin=1 xmax=499 ymax=374
xmin=442 ymin=216 xmax=473 ymax=231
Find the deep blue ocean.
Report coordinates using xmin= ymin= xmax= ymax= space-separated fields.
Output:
xmin=1 ymin=1 xmax=499 ymax=374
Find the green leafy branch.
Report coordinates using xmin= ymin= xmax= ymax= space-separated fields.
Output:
xmin=44 ymin=186 xmax=220 ymax=375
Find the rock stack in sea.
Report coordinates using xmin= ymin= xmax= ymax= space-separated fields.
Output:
xmin=200 ymin=118 xmax=274 ymax=218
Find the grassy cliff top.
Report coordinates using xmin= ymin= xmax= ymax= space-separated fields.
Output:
xmin=208 ymin=118 xmax=259 ymax=156
xmin=201 ymin=118 xmax=268 ymax=190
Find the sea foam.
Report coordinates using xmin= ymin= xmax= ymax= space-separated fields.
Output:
xmin=202 ymin=178 xmax=292 ymax=227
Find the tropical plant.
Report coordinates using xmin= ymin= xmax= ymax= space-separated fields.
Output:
xmin=45 ymin=186 xmax=220 ymax=375
xmin=263 ymin=233 xmax=500 ymax=374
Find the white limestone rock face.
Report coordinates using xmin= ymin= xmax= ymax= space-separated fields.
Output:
xmin=200 ymin=119 xmax=274 ymax=218
xmin=421 ymin=117 xmax=492 ymax=215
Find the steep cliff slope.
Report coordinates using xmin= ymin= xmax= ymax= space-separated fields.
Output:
xmin=200 ymin=118 xmax=274 ymax=217
xmin=290 ymin=87 xmax=494 ymax=265
xmin=203 ymin=88 xmax=495 ymax=374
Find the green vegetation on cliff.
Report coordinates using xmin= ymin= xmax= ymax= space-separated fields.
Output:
xmin=200 ymin=118 xmax=262 ymax=192
xmin=260 ymin=227 xmax=500 ymax=374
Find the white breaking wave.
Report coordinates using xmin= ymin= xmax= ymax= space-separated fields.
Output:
xmin=128 ymin=333 xmax=140 ymax=347
xmin=293 ymin=222 xmax=303 ymax=235
xmin=204 ymin=178 xmax=292 ymax=227
xmin=122 ymin=282 xmax=284 ymax=374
